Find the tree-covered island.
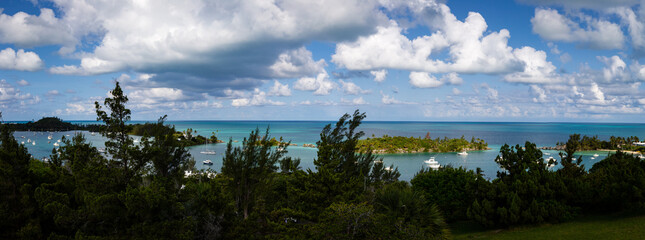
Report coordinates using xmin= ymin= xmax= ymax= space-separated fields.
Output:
xmin=357 ymin=134 xmax=489 ymax=154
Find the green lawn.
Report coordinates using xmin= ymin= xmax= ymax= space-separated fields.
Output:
xmin=451 ymin=213 xmax=645 ymax=240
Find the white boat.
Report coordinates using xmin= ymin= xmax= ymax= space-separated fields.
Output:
xmin=47 ymin=135 xmax=52 ymax=140
xmin=203 ymin=160 xmax=213 ymax=165
xmin=27 ymin=139 xmax=31 ymax=143
xmin=200 ymin=151 xmax=217 ymax=155
xmin=593 ymin=154 xmax=599 ymax=157
xmin=57 ymin=139 xmax=61 ymax=143
xmin=384 ymin=166 xmax=392 ymax=171
xmin=98 ymin=148 xmax=106 ymax=153
xmin=32 ymin=141 xmax=35 ymax=145
xmin=53 ymin=142 xmax=60 ymax=147
xmin=457 ymin=151 xmax=468 ymax=156
xmin=424 ymin=157 xmax=440 ymax=170
xmin=544 ymin=152 xmax=551 ymax=155
xmin=591 ymin=157 xmax=595 ymax=160
xmin=21 ymin=141 xmax=25 ymax=145
xmin=639 ymin=155 xmax=645 ymax=159
xmin=545 ymin=157 xmax=556 ymax=168
xmin=91 ymin=132 xmax=96 ymax=136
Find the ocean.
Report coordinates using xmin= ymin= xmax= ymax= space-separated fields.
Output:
xmin=12 ymin=121 xmax=645 ymax=181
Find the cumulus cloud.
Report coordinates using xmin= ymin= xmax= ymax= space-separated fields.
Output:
xmin=409 ymin=72 xmax=443 ymax=88
xmin=268 ymin=80 xmax=291 ymax=96
xmin=293 ymin=70 xmax=337 ymax=95
xmin=0 ymin=79 xmax=37 ymax=109
xmin=531 ymin=8 xmax=624 ymax=49
xmin=332 ymin=2 xmax=524 ymax=74
xmin=504 ymin=47 xmax=562 ymax=84
xmin=270 ymin=47 xmax=326 ymax=78
xmin=0 ymin=48 xmax=43 ymax=71
xmin=517 ymin=0 xmax=639 ymax=9
xmin=0 ymin=8 xmax=77 ymax=48
xmin=339 ymin=80 xmax=370 ymax=95
xmin=16 ymin=79 xmax=29 ymax=86
xmin=599 ymin=55 xmax=630 ymax=82
xmin=614 ymin=7 xmax=645 ymax=56
xmin=231 ymin=89 xmax=285 ymax=107
xmin=370 ymin=69 xmax=387 ymax=82
xmin=381 ymin=91 xmax=416 ymax=105
xmin=341 ymin=97 xmax=368 ymax=105
xmin=452 ymin=88 xmax=461 ymax=95
xmin=39 ymin=0 xmax=385 ymax=89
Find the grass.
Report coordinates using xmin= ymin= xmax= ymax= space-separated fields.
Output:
xmin=451 ymin=212 xmax=645 ymax=240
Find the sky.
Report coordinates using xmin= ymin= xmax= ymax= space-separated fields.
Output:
xmin=1 ymin=0 xmax=645 ymax=122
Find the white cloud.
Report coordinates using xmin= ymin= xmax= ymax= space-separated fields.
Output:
xmin=129 ymin=87 xmax=187 ymax=108
xmin=599 ymin=55 xmax=630 ymax=82
xmin=0 ymin=48 xmax=43 ymax=71
xmin=43 ymin=0 xmax=385 ymax=85
xmin=531 ymin=8 xmax=624 ymax=49
xmin=231 ymin=88 xmax=285 ymax=107
xmin=452 ymin=88 xmax=461 ymax=95
xmin=409 ymin=72 xmax=443 ymax=88
xmin=339 ymin=80 xmax=370 ymax=95
xmin=16 ymin=79 xmax=29 ymax=86
xmin=518 ymin=0 xmax=639 ymax=9
xmin=332 ymin=3 xmax=524 ymax=74
xmin=381 ymin=91 xmax=415 ymax=105
xmin=370 ymin=69 xmax=387 ymax=82
xmin=0 ymin=8 xmax=76 ymax=48
xmin=293 ymin=70 xmax=336 ymax=95
xmin=441 ymin=72 xmax=463 ymax=85
xmin=64 ymin=102 xmax=94 ymax=115
xmin=270 ymin=47 xmax=326 ymax=78
xmin=268 ymin=80 xmax=291 ymax=96
xmin=530 ymin=85 xmax=547 ymax=103
xmin=46 ymin=90 xmax=60 ymax=96
xmin=614 ymin=7 xmax=645 ymax=56
xmin=504 ymin=47 xmax=562 ymax=84
xmin=341 ymin=97 xmax=368 ymax=105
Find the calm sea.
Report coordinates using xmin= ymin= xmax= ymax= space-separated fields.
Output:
xmin=12 ymin=121 xmax=645 ymax=181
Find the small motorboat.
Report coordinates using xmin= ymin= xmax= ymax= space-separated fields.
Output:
xmin=203 ymin=160 xmax=213 ymax=165
xmin=593 ymin=153 xmax=599 ymax=157
xmin=200 ymin=151 xmax=217 ymax=155
xmin=457 ymin=151 xmax=468 ymax=156
xmin=425 ymin=157 xmax=440 ymax=170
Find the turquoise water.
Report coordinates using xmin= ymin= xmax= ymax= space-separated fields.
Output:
xmin=13 ymin=121 xmax=645 ymax=181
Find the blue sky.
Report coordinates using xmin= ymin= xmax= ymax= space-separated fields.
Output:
xmin=1 ymin=0 xmax=644 ymax=122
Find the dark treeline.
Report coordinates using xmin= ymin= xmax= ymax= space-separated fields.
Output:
xmin=554 ymin=133 xmax=643 ymax=152
xmin=7 ymin=117 xmax=101 ymax=132
xmin=2 ymin=82 xmax=645 ymax=239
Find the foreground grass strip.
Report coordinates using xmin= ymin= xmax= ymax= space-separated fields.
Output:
xmin=452 ymin=213 xmax=645 ymax=240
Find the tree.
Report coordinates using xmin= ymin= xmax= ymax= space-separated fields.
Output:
xmin=306 ymin=110 xmax=399 ymax=214
xmin=95 ymin=81 xmax=142 ymax=186
xmin=0 ymin=120 xmax=41 ymax=238
xmin=221 ymin=127 xmax=289 ymax=219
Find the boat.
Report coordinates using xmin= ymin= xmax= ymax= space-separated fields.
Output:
xmin=98 ymin=148 xmax=106 ymax=153
xmin=32 ymin=141 xmax=35 ymax=145
xmin=200 ymin=151 xmax=217 ymax=155
xmin=593 ymin=153 xmax=599 ymax=157
xmin=545 ymin=157 xmax=556 ymax=168
xmin=21 ymin=141 xmax=25 ymax=145
xmin=457 ymin=151 xmax=468 ymax=156
xmin=591 ymin=157 xmax=595 ymax=160
xmin=27 ymin=139 xmax=31 ymax=143
xmin=203 ymin=160 xmax=213 ymax=165
xmin=384 ymin=166 xmax=392 ymax=171
xmin=91 ymin=132 xmax=96 ymax=136
xmin=47 ymin=135 xmax=52 ymax=140
xmin=57 ymin=139 xmax=61 ymax=143
xmin=53 ymin=142 xmax=59 ymax=147
xmin=544 ymin=152 xmax=550 ymax=155
xmin=424 ymin=157 xmax=440 ymax=170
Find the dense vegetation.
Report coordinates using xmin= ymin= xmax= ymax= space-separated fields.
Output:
xmin=7 ymin=117 xmax=101 ymax=132
xmin=2 ymin=81 xmax=645 ymax=239
xmin=357 ymin=134 xmax=488 ymax=153
xmin=130 ymin=121 xmax=222 ymax=146
xmin=553 ymin=133 xmax=644 ymax=152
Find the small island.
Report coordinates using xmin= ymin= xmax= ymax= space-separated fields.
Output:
xmin=541 ymin=134 xmax=644 ymax=154
xmin=357 ymin=133 xmax=489 ymax=154
xmin=10 ymin=117 xmax=223 ymax=147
